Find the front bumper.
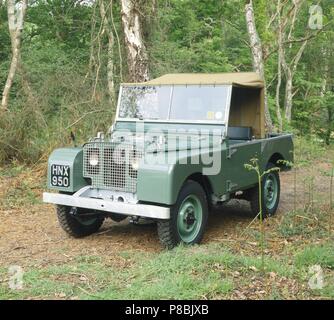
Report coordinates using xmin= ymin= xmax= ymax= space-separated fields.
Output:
xmin=43 ymin=189 xmax=170 ymax=220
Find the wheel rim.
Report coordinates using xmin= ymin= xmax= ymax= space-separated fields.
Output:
xmin=264 ymin=173 xmax=278 ymax=210
xmin=177 ymin=195 xmax=203 ymax=243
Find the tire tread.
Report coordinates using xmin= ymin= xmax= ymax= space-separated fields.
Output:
xmin=56 ymin=205 xmax=103 ymax=238
xmin=157 ymin=180 xmax=208 ymax=249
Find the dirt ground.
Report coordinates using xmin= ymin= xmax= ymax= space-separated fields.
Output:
xmin=0 ymin=159 xmax=332 ymax=270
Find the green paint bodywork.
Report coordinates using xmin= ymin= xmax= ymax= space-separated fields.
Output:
xmin=46 ymin=122 xmax=293 ymax=206
xmin=137 ymin=134 xmax=293 ymax=205
xmin=47 ymin=147 xmax=87 ymax=193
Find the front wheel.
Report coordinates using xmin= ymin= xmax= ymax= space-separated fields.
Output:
xmin=56 ymin=205 xmax=104 ymax=238
xmin=249 ymin=163 xmax=281 ymax=218
xmin=157 ymin=180 xmax=208 ymax=249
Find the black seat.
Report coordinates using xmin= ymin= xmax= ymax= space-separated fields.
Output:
xmin=227 ymin=126 xmax=253 ymax=140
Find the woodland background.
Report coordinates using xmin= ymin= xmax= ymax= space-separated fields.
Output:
xmin=0 ymin=1 xmax=334 ymax=300
xmin=0 ymin=0 xmax=333 ymax=164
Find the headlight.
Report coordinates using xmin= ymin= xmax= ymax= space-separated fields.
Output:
xmin=89 ymin=153 xmax=99 ymax=166
xmin=131 ymin=159 xmax=139 ymax=171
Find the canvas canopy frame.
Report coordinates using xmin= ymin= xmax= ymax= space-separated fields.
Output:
xmin=120 ymin=72 xmax=265 ymax=138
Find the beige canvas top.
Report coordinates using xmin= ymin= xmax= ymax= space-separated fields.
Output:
xmin=124 ymin=72 xmax=264 ymax=88
xmin=122 ymin=72 xmax=265 ymax=138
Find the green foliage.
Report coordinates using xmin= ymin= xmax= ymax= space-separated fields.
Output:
xmin=1 ymin=180 xmax=40 ymax=208
xmin=3 ymin=241 xmax=333 ymax=300
xmin=148 ymin=0 xmax=233 ymax=76
xmin=0 ymin=165 xmax=42 ymax=208
xmin=26 ymin=0 xmax=92 ymax=52
xmin=295 ymin=243 xmax=334 ymax=269
xmin=0 ymin=244 xmax=298 ymax=300
xmin=0 ymin=0 xmax=333 ymax=164
xmin=278 ymin=209 xmax=328 ymax=238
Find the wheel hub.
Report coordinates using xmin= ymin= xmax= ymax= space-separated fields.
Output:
xmin=264 ymin=173 xmax=278 ymax=210
xmin=184 ymin=207 xmax=197 ymax=228
xmin=177 ymin=195 xmax=203 ymax=243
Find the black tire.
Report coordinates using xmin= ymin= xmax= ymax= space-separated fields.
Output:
xmin=157 ymin=180 xmax=208 ymax=249
xmin=249 ymin=163 xmax=281 ymax=219
xmin=56 ymin=205 xmax=104 ymax=238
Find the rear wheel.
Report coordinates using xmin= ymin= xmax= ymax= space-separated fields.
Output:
xmin=56 ymin=205 xmax=104 ymax=238
xmin=157 ymin=180 xmax=208 ymax=249
xmin=249 ymin=163 xmax=280 ymax=218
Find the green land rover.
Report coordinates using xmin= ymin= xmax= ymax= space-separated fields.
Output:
xmin=43 ymin=73 xmax=293 ymax=249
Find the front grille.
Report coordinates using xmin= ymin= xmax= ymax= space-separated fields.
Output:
xmin=83 ymin=142 xmax=143 ymax=193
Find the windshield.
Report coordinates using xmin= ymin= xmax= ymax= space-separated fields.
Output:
xmin=118 ymin=85 xmax=230 ymax=122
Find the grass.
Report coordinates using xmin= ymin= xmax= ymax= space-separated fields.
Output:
xmin=0 ymin=164 xmax=43 ymax=209
xmin=293 ymin=136 xmax=328 ymax=165
xmin=277 ymin=209 xmax=329 ymax=238
xmin=0 ymin=246 xmax=236 ymax=300
xmin=1 ymin=242 xmax=333 ymax=300
xmin=1 ymin=181 xmax=41 ymax=208
xmin=295 ymin=243 xmax=334 ymax=269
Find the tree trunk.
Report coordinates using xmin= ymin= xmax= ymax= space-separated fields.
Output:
xmin=275 ymin=0 xmax=283 ymax=132
xmin=120 ymin=0 xmax=149 ymax=82
xmin=283 ymin=40 xmax=307 ymax=122
xmin=245 ymin=0 xmax=273 ymax=132
xmin=284 ymin=72 xmax=293 ymax=121
xmin=276 ymin=56 xmax=283 ymax=132
xmin=278 ymin=0 xmax=307 ymax=123
xmin=321 ymin=49 xmax=332 ymax=145
xmin=99 ymin=0 xmax=115 ymax=105
xmin=1 ymin=0 xmax=27 ymax=111
xmin=326 ymin=107 xmax=333 ymax=145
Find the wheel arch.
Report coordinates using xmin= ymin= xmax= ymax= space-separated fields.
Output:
xmin=181 ymin=172 xmax=213 ymax=207
xmin=267 ymin=152 xmax=289 ymax=171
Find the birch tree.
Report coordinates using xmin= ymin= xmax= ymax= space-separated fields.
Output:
xmin=99 ymin=0 xmax=115 ymax=105
xmin=1 ymin=0 xmax=27 ymax=111
xmin=282 ymin=39 xmax=308 ymax=122
xmin=279 ymin=0 xmax=307 ymax=122
xmin=272 ymin=0 xmax=326 ymax=124
xmin=275 ymin=1 xmax=284 ymax=132
xmin=120 ymin=0 xmax=149 ymax=82
xmin=319 ymin=42 xmax=333 ymax=145
xmin=321 ymin=49 xmax=330 ymax=144
xmin=245 ymin=0 xmax=272 ymax=132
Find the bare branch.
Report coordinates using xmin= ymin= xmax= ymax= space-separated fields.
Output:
xmin=291 ymin=39 xmax=308 ymax=73
xmin=283 ymin=22 xmax=331 ymax=45
xmin=65 ymin=109 xmax=105 ymax=130
xmin=222 ymin=18 xmax=251 ymax=48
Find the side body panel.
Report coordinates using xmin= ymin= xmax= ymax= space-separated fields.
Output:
xmin=260 ymin=134 xmax=294 ymax=169
xmin=137 ymin=134 xmax=293 ymax=206
xmin=137 ymin=148 xmax=222 ymax=205
xmin=221 ymin=140 xmax=262 ymax=193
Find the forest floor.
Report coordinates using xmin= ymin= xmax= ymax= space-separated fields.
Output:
xmin=0 ymin=142 xmax=333 ymax=300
